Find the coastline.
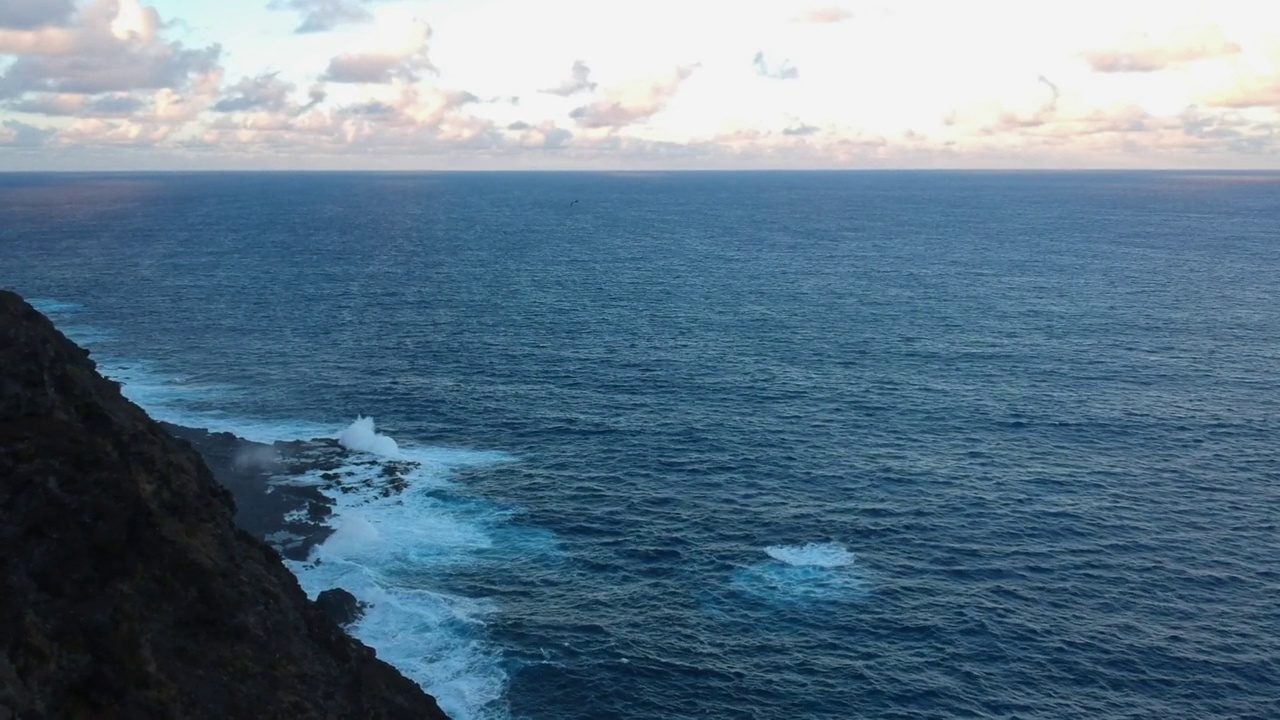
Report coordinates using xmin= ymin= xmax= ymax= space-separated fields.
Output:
xmin=160 ymin=422 xmax=419 ymax=562
xmin=1 ymin=289 xmax=452 ymax=719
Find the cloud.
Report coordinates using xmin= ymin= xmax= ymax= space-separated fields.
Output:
xmin=541 ymin=60 xmax=597 ymax=96
xmin=0 ymin=119 xmax=54 ymax=146
xmin=958 ymin=94 xmax=1279 ymax=160
xmin=1037 ymin=75 xmax=1060 ymax=104
xmin=87 ymin=93 xmax=146 ymax=115
xmin=1177 ymin=107 xmax=1280 ymax=153
xmin=268 ymin=0 xmax=381 ymax=33
xmin=975 ymin=75 xmax=1061 ymax=131
xmin=753 ymin=52 xmax=799 ymax=80
xmin=0 ymin=0 xmax=76 ymax=29
xmin=322 ymin=53 xmax=428 ymax=83
xmin=0 ymin=0 xmax=221 ymax=98
xmin=9 ymin=92 xmax=144 ymax=116
xmin=782 ymin=123 xmax=820 ymax=136
xmin=194 ymin=84 xmax=498 ymax=155
xmin=794 ymin=7 xmax=852 ymax=24
xmin=1055 ymin=107 xmax=1158 ymax=137
xmin=1085 ymin=28 xmax=1242 ymax=73
xmin=541 ymin=127 xmax=573 ymax=148
xmin=209 ymin=84 xmax=479 ymax=141
xmin=345 ymin=100 xmax=396 ymax=116
xmin=301 ymin=85 xmax=327 ymax=112
xmin=1207 ymin=77 xmax=1280 ymax=109
xmin=55 ymin=117 xmax=172 ymax=146
xmin=376 ymin=86 xmax=478 ymax=127
xmin=505 ymin=119 xmax=572 ymax=149
xmin=569 ymin=64 xmax=698 ymax=129
xmin=0 ymin=44 xmax=220 ymax=97
xmin=214 ymin=73 xmax=296 ymax=113
xmin=321 ymin=21 xmax=433 ymax=83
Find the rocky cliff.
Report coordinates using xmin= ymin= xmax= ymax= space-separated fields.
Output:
xmin=0 ymin=290 xmax=449 ymax=720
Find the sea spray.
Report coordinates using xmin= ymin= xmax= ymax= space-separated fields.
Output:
xmin=338 ymin=416 xmax=400 ymax=457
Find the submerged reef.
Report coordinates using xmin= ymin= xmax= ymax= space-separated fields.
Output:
xmin=0 ymin=290 xmax=449 ymax=720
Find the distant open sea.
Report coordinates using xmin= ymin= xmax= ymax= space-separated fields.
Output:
xmin=3 ymin=171 xmax=1278 ymax=719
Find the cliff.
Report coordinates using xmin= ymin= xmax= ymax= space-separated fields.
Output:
xmin=0 ymin=290 xmax=449 ymax=720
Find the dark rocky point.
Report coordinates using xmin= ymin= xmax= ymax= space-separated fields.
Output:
xmin=0 ymin=291 xmax=450 ymax=720
xmin=316 ymin=588 xmax=367 ymax=628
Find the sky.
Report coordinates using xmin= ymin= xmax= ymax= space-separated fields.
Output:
xmin=0 ymin=0 xmax=1278 ymax=169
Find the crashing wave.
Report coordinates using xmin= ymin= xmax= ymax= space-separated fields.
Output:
xmin=338 ymin=416 xmax=400 ymax=457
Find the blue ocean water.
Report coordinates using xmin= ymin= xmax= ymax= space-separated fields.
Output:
xmin=3 ymin=171 xmax=1279 ymax=719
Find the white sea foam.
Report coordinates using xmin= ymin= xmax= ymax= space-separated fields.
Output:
xmin=339 ymin=416 xmax=400 ymax=457
xmin=765 ymin=542 xmax=856 ymax=568
xmin=728 ymin=543 xmax=866 ymax=605
xmin=287 ymin=440 xmax=525 ymax=720
xmin=323 ymin=514 xmax=382 ymax=553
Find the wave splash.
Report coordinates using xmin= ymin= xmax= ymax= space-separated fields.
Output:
xmin=338 ymin=416 xmax=400 ymax=457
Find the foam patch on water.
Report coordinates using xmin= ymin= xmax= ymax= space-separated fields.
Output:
xmin=730 ymin=543 xmax=867 ymax=605
xmin=339 ymin=416 xmax=400 ymax=457
xmin=765 ymin=542 xmax=856 ymax=567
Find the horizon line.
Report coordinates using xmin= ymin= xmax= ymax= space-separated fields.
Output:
xmin=4 ymin=167 xmax=1280 ymax=175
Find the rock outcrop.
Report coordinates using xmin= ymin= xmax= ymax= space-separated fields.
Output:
xmin=0 ymin=291 xmax=450 ymax=720
xmin=316 ymin=589 xmax=367 ymax=629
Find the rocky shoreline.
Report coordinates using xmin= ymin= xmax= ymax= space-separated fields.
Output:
xmin=160 ymin=423 xmax=420 ymax=562
xmin=0 ymin=290 xmax=450 ymax=719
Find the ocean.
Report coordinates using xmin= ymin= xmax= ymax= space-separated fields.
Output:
xmin=2 ymin=171 xmax=1278 ymax=719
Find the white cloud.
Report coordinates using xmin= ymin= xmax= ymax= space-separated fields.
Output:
xmin=0 ymin=0 xmax=76 ymax=30
xmin=2 ymin=0 xmax=1279 ymax=168
xmin=0 ymin=0 xmax=221 ymax=98
xmin=321 ymin=20 xmax=433 ymax=83
xmin=570 ymin=64 xmax=698 ymax=129
xmin=793 ymin=7 xmax=853 ymax=24
xmin=0 ymin=119 xmax=54 ymax=146
xmin=269 ymin=0 xmax=384 ymax=34
xmin=1085 ymin=26 xmax=1242 ymax=73
xmin=541 ymin=61 xmax=597 ymax=96
xmin=56 ymin=117 xmax=173 ymax=146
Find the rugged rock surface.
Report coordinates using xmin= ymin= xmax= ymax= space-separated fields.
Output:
xmin=316 ymin=589 xmax=367 ymax=628
xmin=158 ymin=423 xmax=421 ymax=562
xmin=0 ymin=291 xmax=450 ymax=720
xmin=156 ymin=423 xmax=336 ymax=561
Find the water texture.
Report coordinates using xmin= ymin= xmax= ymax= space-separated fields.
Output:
xmin=3 ymin=171 xmax=1278 ymax=719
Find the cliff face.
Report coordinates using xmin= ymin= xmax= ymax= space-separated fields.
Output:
xmin=0 ymin=291 xmax=449 ymax=720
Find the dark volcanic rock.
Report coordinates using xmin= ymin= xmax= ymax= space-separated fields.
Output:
xmin=0 ymin=291 xmax=450 ymax=720
xmin=316 ymin=589 xmax=367 ymax=628
xmin=158 ymin=422 xmax=337 ymax=561
xmin=158 ymin=422 xmax=422 ymax=562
